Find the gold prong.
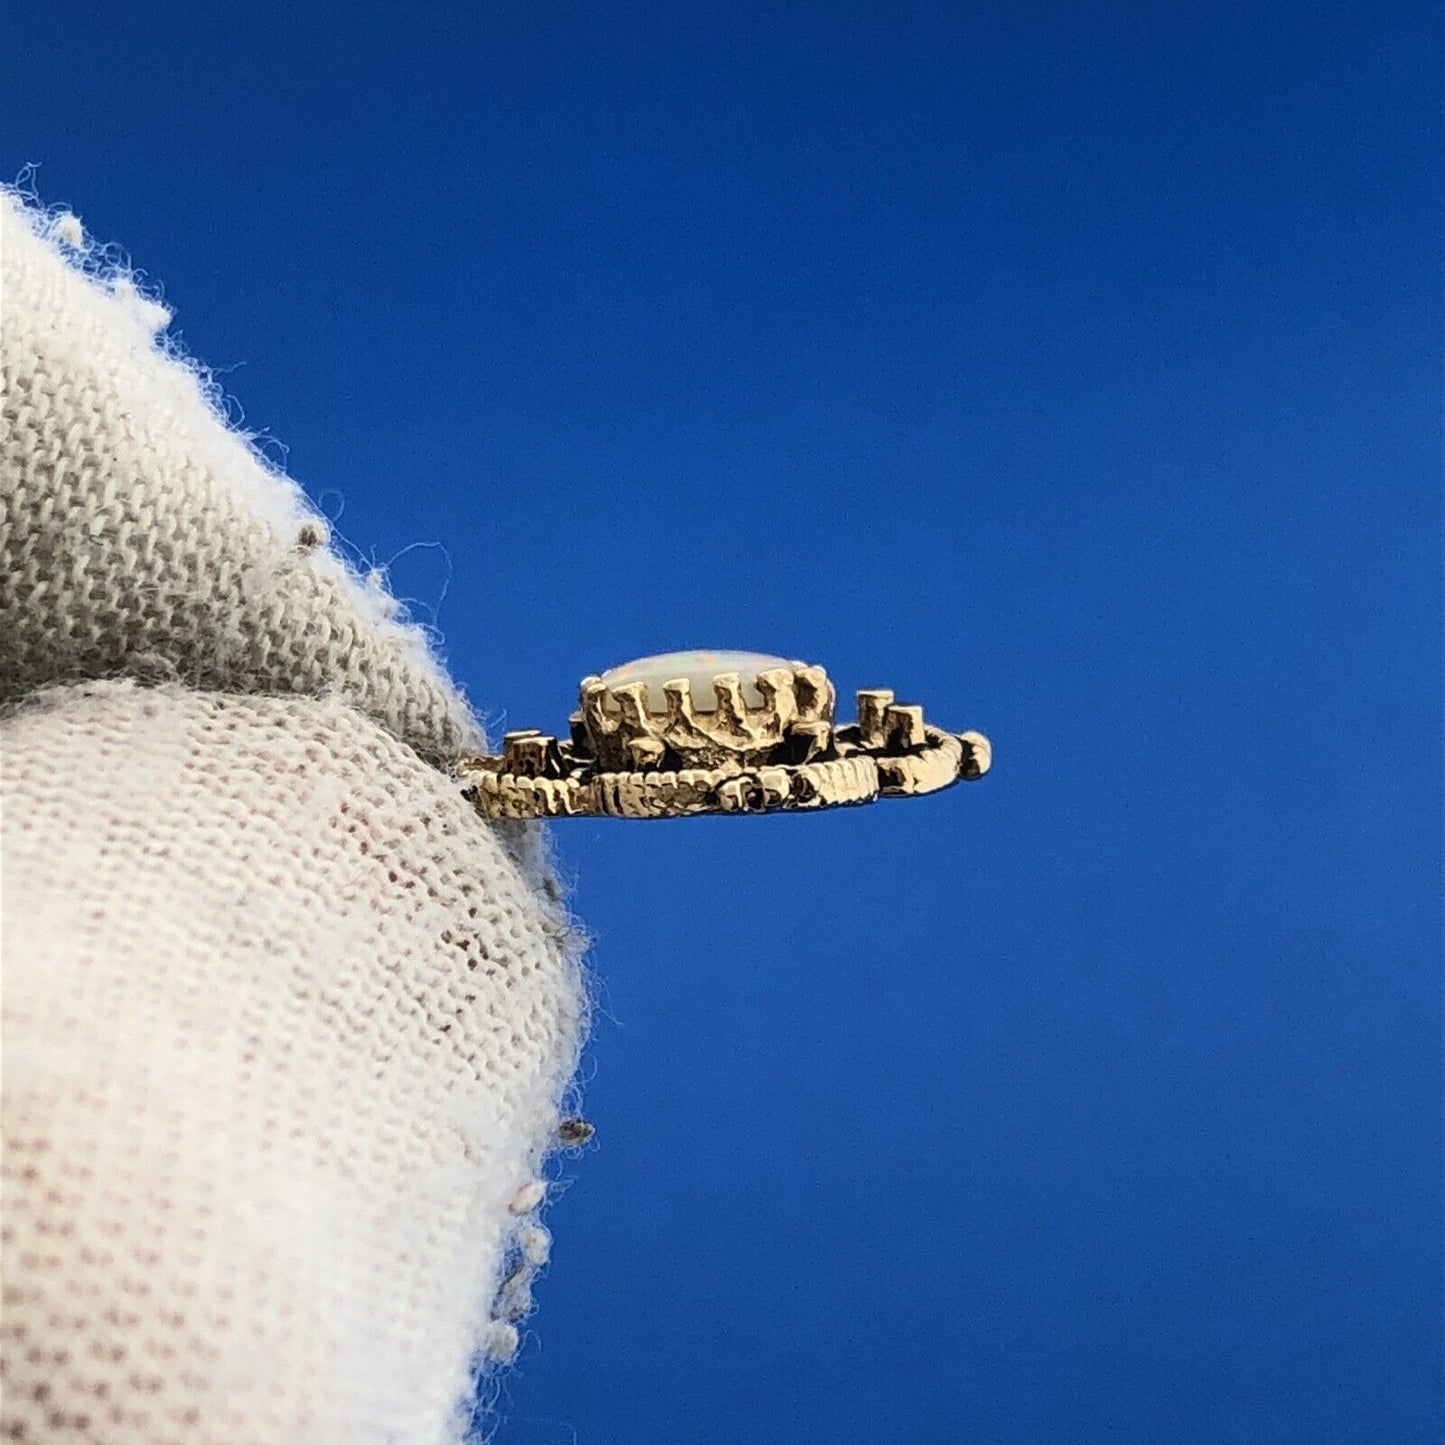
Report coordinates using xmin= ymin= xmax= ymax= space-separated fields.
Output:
xmin=754 ymin=666 xmax=792 ymax=703
xmin=884 ymin=703 xmax=926 ymax=750
xmin=612 ymin=681 xmax=650 ymax=730
xmin=662 ymin=676 xmax=694 ymax=724
xmin=579 ymin=679 xmax=613 ymax=737
xmin=501 ymin=729 xmax=542 ymax=765
xmin=856 ymin=689 xmax=894 ymax=746
xmin=756 ymin=667 xmax=797 ymax=731
xmin=794 ymin=665 xmax=834 ymax=722
xmin=711 ymin=672 xmax=745 ymax=723
xmin=503 ymin=730 xmax=559 ymax=778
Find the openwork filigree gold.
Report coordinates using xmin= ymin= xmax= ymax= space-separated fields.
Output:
xmin=459 ymin=652 xmax=990 ymax=820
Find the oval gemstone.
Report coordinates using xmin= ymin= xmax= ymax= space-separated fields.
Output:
xmin=600 ymin=650 xmax=794 ymax=713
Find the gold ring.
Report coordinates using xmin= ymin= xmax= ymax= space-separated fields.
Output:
xmin=458 ymin=650 xmax=990 ymax=820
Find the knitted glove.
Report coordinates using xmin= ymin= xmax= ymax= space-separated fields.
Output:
xmin=0 ymin=193 xmax=586 ymax=1445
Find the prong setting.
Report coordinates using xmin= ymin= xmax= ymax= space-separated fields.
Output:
xmin=458 ymin=652 xmax=990 ymax=819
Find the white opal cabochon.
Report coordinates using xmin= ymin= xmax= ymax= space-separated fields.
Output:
xmin=599 ymin=650 xmax=795 ymax=712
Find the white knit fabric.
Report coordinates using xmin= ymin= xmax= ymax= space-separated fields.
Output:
xmin=0 ymin=192 xmax=479 ymax=767
xmin=0 ymin=194 xmax=586 ymax=1443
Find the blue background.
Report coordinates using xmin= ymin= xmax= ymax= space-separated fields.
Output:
xmin=8 ymin=3 xmax=1440 ymax=1441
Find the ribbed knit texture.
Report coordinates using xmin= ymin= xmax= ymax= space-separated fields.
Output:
xmin=0 ymin=192 xmax=481 ymax=767
xmin=0 ymin=193 xmax=586 ymax=1443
